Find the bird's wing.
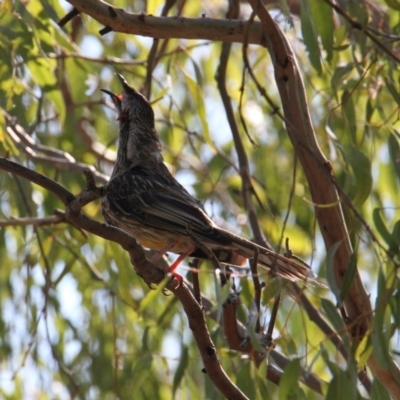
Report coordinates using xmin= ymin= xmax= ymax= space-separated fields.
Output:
xmin=106 ymin=165 xmax=223 ymax=238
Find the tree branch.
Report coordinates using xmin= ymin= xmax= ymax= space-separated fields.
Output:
xmin=65 ymin=0 xmax=267 ymax=45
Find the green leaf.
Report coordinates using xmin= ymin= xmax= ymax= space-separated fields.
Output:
xmin=27 ymin=58 xmax=57 ymax=87
xmin=301 ymin=0 xmax=322 ymax=73
xmin=138 ymin=278 xmax=169 ymax=313
xmin=331 ymin=65 xmax=353 ymax=92
xmin=348 ymin=147 xmax=372 ymax=206
xmin=236 ymin=361 xmax=257 ymax=400
xmin=365 ymin=98 xmax=374 ymax=122
xmin=373 ymin=208 xmax=398 ymax=251
xmin=326 ymin=369 xmax=357 ymax=400
xmin=325 ymin=242 xmax=341 ymax=304
xmin=346 ymin=1 xmax=369 ymax=26
xmin=390 ymin=220 xmax=400 ymax=255
xmin=184 ymin=72 xmax=212 ymax=148
xmin=321 ymin=298 xmax=345 ymax=333
xmin=388 ymin=132 xmax=400 ymax=182
xmin=46 ymin=88 xmax=66 ymax=126
xmin=321 ymin=298 xmax=350 ymax=351
xmin=340 ymin=253 xmax=357 ymax=304
xmin=385 ymin=78 xmax=400 ymax=104
xmin=0 ymin=112 xmax=5 ymax=142
xmin=371 ymin=378 xmax=391 ymax=400
xmin=189 ymin=57 xmax=203 ymax=87
xmin=355 ymin=334 xmax=373 ymax=370
xmin=172 ymin=345 xmax=189 ymax=397
xmin=309 ymin=0 xmax=334 ymax=62
xmin=279 ymin=358 xmax=304 ymax=400
xmin=373 ymin=268 xmax=392 ymax=369
xmin=278 ymin=0 xmax=295 ymax=27
xmin=341 ymin=91 xmax=357 ymax=143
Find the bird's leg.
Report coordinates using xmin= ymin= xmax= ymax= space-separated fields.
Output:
xmin=149 ymin=240 xmax=178 ymax=266
xmin=167 ymin=243 xmax=196 ymax=287
xmin=149 ymin=241 xmax=195 ymax=288
xmin=168 ymin=242 xmax=196 ymax=272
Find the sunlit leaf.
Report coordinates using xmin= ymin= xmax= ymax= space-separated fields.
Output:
xmin=301 ymin=0 xmax=322 ymax=74
xmin=184 ymin=72 xmax=212 ymax=148
xmin=309 ymin=0 xmax=334 ymax=62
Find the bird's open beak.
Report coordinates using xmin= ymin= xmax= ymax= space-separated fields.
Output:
xmin=100 ymin=88 xmax=119 ymax=103
xmin=101 ymin=73 xmax=134 ymax=115
xmin=101 ymin=86 xmax=122 ymax=116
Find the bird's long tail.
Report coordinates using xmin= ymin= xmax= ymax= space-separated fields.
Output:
xmin=220 ymin=230 xmax=323 ymax=286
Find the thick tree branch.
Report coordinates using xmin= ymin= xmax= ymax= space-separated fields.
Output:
xmin=65 ymin=0 xmax=266 ymax=45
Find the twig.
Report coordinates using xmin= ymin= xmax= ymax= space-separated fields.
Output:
xmin=58 ymin=7 xmax=80 ymax=27
xmin=0 ymin=212 xmax=67 ymax=227
xmin=13 ymin=52 xmax=146 ymax=67
xmin=265 ymin=289 xmax=280 ymax=342
xmin=188 ymin=258 xmax=202 ymax=305
xmin=249 ymin=248 xmax=262 ymax=333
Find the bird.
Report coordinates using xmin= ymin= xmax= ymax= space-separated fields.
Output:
xmin=100 ymin=73 xmax=318 ymax=286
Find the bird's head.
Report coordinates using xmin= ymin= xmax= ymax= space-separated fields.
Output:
xmin=101 ymin=74 xmax=162 ymax=169
xmin=101 ymin=73 xmax=155 ymax=129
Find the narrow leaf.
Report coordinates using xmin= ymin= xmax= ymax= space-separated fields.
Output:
xmin=390 ymin=220 xmax=400 ymax=255
xmin=385 ymin=78 xmax=400 ymax=104
xmin=309 ymin=0 xmax=334 ymax=62
xmin=300 ymin=0 xmax=322 ymax=73
xmin=348 ymin=147 xmax=372 ymax=206
xmin=325 ymin=242 xmax=341 ymax=304
xmin=373 ymin=208 xmax=398 ymax=250
xmin=184 ymin=73 xmax=212 ymax=148
xmin=341 ymin=91 xmax=357 ymax=143
xmin=172 ymin=345 xmax=189 ymax=397
xmin=371 ymin=378 xmax=391 ymax=400
xmin=321 ymin=298 xmax=345 ymax=333
xmin=340 ymin=253 xmax=357 ymax=303
xmin=279 ymin=358 xmax=303 ymax=400
xmin=388 ymin=132 xmax=400 ymax=182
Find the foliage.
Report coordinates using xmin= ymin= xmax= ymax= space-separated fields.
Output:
xmin=0 ymin=0 xmax=399 ymax=398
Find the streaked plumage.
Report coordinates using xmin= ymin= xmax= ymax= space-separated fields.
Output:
xmin=101 ymin=74 xmax=317 ymax=284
